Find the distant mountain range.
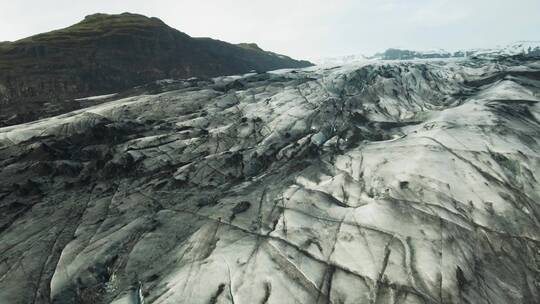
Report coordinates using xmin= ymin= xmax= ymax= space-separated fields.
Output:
xmin=314 ymin=41 xmax=540 ymax=65
xmin=0 ymin=13 xmax=312 ymax=126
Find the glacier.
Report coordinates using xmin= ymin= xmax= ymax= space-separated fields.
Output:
xmin=0 ymin=56 xmax=539 ymax=304
xmin=314 ymin=41 xmax=540 ymax=65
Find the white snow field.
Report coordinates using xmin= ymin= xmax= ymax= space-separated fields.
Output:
xmin=0 ymin=55 xmax=539 ymax=304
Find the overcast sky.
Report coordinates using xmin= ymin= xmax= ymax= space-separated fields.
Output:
xmin=1 ymin=0 xmax=539 ymax=60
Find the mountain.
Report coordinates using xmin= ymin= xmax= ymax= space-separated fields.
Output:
xmin=1 ymin=53 xmax=539 ymax=303
xmin=375 ymin=48 xmax=460 ymax=60
xmin=0 ymin=13 xmax=312 ymax=126
xmin=376 ymin=42 xmax=540 ymax=60
xmin=467 ymin=41 xmax=540 ymax=58
xmin=313 ymin=41 xmax=540 ymax=65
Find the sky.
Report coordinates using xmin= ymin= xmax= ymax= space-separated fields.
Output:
xmin=0 ymin=0 xmax=539 ymax=60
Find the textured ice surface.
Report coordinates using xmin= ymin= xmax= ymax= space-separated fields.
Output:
xmin=0 ymin=56 xmax=539 ymax=304
xmin=75 ymin=93 xmax=119 ymax=102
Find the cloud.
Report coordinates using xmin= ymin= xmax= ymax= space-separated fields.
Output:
xmin=407 ymin=0 xmax=471 ymax=27
xmin=0 ymin=0 xmax=538 ymax=58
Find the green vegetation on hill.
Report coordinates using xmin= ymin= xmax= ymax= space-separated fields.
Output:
xmin=0 ymin=12 xmax=312 ymax=126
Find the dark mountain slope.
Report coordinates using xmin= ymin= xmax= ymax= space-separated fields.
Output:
xmin=0 ymin=12 xmax=312 ymax=126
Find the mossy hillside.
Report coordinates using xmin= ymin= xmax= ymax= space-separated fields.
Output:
xmin=0 ymin=12 xmax=312 ymax=126
xmin=19 ymin=13 xmax=171 ymax=44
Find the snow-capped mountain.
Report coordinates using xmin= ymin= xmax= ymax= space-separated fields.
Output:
xmin=468 ymin=40 xmax=540 ymax=58
xmin=314 ymin=41 xmax=540 ymax=65
xmin=1 ymin=53 xmax=540 ymax=303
